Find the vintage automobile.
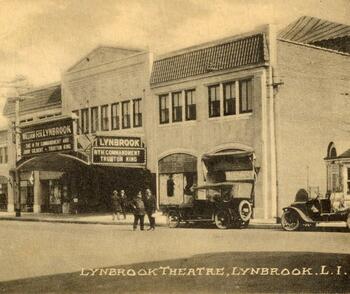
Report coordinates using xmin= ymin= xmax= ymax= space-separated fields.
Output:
xmin=165 ymin=181 xmax=254 ymax=229
xmin=281 ymin=189 xmax=350 ymax=231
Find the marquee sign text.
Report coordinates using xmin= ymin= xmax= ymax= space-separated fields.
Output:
xmin=92 ymin=136 xmax=146 ymax=166
xmin=20 ymin=118 xmax=74 ymax=157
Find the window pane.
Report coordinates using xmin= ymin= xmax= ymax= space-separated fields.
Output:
xmin=90 ymin=107 xmax=98 ymax=133
xmin=224 ymin=82 xmax=236 ymax=115
xmin=172 ymin=92 xmax=182 ymax=122
xmin=81 ymin=109 xmax=89 ymax=134
xmin=208 ymin=85 xmax=220 ymax=117
xmin=73 ymin=110 xmax=80 ymax=134
xmin=239 ymin=79 xmax=253 ymax=113
xmin=101 ymin=105 xmax=109 ymax=131
xmin=133 ymin=99 xmax=142 ymax=127
xmin=111 ymin=103 xmax=120 ymax=130
xmin=122 ymin=101 xmax=130 ymax=128
xmin=185 ymin=89 xmax=196 ymax=120
xmin=159 ymin=95 xmax=169 ymax=124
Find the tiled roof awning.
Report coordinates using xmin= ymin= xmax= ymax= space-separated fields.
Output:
xmin=3 ymin=84 xmax=61 ymax=116
xmin=279 ymin=16 xmax=350 ymax=54
xmin=151 ymin=33 xmax=268 ymax=85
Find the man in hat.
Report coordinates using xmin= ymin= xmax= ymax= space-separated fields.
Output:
xmin=144 ymin=188 xmax=156 ymax=231
xmin=131 ymin=191 xmax=146 ymax=230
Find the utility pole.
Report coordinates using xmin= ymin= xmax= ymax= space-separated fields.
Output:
xmin=1 ymin=77 xmax=31 ymax=217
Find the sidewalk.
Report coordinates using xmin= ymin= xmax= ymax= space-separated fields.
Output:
xmin=0 ymin=212 xmax=280 ymax=229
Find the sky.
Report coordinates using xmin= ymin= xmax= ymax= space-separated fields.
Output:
xmin=0 ymin=0 xmax=349 ymax=125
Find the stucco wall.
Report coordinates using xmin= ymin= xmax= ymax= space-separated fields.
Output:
xmin=151 ymin=67 xmax=268 ymax=218
xmin=276 ymin=40 xmax=350 ymax=213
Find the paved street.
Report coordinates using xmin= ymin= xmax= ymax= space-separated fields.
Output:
xmin=0 ymin=221 xmax=349 ymax=284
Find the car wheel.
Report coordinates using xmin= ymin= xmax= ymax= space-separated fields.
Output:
xmin=167 ymin=210 xmax=180 ymax=228
xmin=238 ymin=200 xmax=252 ymax=222
xmin=281 ymin=210 xmax=301 ymax=231
xmin=347 ymin=214 xmax=350 ymax=231
xmin=215 ymin=209 xmax=231 ymax=229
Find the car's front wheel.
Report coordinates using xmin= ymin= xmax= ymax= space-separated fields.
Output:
xmin=281 ymin=210 xmax=301 ymax=231
xmin=215 ymin=209 xmax=231 ymax=229
xmin=167 ymin=210 xmax=180 ymax=228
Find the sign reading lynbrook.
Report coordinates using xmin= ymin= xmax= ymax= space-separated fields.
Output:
xmin=92 ymin=136 xmax=146 ymax=166
xmin=20 ymin=118 xmax=74 ymax=157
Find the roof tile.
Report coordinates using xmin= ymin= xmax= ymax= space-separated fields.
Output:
xmin=150 ymin=33 xmax=268 ymax=85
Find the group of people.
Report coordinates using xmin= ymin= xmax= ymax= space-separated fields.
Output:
xmin=111 ymin=188 xmax=156 ymax=231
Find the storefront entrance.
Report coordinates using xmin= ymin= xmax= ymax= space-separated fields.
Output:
xmin=158 ymin=153 xmax=197 ymax=206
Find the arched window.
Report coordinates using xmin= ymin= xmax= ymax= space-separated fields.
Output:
xmin=327 ymin=142 xmax=337 ymax=158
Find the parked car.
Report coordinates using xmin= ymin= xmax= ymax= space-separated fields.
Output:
xmin=281 ymin=189 xmax=350 ymax=231
xmin=164 ymin=181 xmax=254 ymax=229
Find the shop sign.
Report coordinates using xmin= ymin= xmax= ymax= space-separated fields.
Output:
xmin=92 ymin=136 xmax=146 ymax=166
xmin=20 ymin=118 xmax=74 ymax=157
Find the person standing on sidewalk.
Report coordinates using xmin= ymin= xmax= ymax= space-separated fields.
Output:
xmin=144 ymin=188 xmax=156 ymax=231
xmin=131 ymin=191 xmax=145 ymax=230
xmin=119 ymin=189 xmax=127 ymax=220
xmin=111 ymin=190 xmax=122 ymax=221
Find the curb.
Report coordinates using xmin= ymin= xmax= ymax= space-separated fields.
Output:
xmin=0 ymin=217 xmax=281 ymax=229
xmin=0 ymin=217 xmax=168 ymax=227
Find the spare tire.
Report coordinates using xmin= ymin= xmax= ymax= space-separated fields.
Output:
xmin=238 ymin=200 xmax=252 ymax=222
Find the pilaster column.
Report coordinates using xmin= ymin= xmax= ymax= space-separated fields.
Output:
xmin=33 ymin=171 xmax=41 ymax=213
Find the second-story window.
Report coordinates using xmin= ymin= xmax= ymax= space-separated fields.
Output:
xmin=4 ymin=147 xmax=7 ymax=163
xmin=172 ymin=92 xmax=182 ymax=122
xmin=72 ymin=110 xmax=80 ymax=134
xmin=81 ymin=108 xmax=89 ymax=134
xmin=185 ymin=89 xmax=196 ymax=121
xmin=90 ymin=107 xmax=99 ymax=133
xmin=101 ymin=105 xmax=109 ymax=131
xmin=133 ymin=98 xmax=142 ymax=127
xmin=208 ymin=85 xmax=220 ymax=117
xmin=159 ymin=94 xmax=169 ymax=124
xmin=239 ymin=79 xmax=253 ymax=113
xmin=111 ymin=103 xmax=120 ymax=130
xmin=122 ymin=101 xmax=131 ymax=129
xmin=223 ymin=82 xmax=236 ymax=116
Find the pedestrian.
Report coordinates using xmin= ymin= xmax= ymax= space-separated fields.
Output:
xmin=111 ymin=190 xmax=122 ymax=221
xmin=144 ymin=188 xmax=156 ymax=231
xmin=120 ymin=189 xmax=127 ymax=220
xmin=131 ymin=191 xmax=145 ymax=231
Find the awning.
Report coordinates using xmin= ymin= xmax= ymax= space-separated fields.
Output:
xmin=202 ymin=150 xmax=254 ymax=172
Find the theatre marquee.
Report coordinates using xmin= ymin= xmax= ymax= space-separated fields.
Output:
xmin=92 ymin=136 xmax=146 ymax=167
xmin=20 ymin=118 xmax=74 ymax=157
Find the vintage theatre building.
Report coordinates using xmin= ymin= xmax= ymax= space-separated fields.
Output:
xmin=3 ymin=16 xmax=350 ymax=222
xmin=4 ymin=46 xmax=154 ymax=213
